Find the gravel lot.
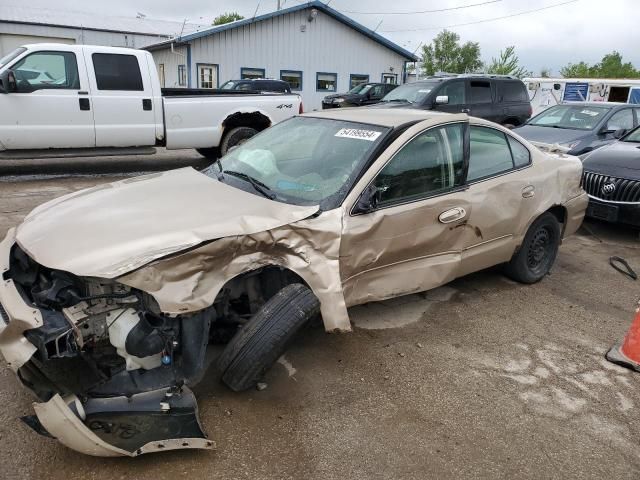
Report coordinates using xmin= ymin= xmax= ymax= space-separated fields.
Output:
xmin=1 ymin=152 xmax=640 ymax=480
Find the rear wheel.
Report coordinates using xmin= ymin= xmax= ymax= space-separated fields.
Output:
xmin=217 ymin=283 xmax=320 ymax=392
xmin=504 ymin=212 xmax=561 ymax=284
xmin=220 ymin=126 xmax=258 ymax=156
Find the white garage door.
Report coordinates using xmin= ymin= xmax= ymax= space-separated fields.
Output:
xmin=0 ymin=34 xmax=75 ymax=57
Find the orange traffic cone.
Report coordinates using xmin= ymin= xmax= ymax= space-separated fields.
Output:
xmin=606 ymin=303 xmax=640 ymax=372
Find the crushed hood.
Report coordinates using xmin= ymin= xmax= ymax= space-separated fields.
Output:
xmin=16 ymin=168 xmax=318 ymax=278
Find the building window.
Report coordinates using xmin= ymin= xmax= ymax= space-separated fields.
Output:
xmin=198 ymin=64 xmax=218 ymax=89
xmin=241 ymin=67 xmax=265 ymax=79
xmin=92 ymin=53 xmax=143 ymax=91
xmin=350 ymin=74 xmax=369 ymax=89
xmin=280 ymin=70 xmax=302 ymax=91
xmin=178 ymin=65 xmax=186 ymax=87
xmin=317 ymin=72 xmax=337 ymax=92
xmin=158 ymin=63 xmax=165 ymax=88
xmin=381 ymin=73 xmax=398 ymax=85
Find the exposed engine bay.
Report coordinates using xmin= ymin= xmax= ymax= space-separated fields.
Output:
xmin=6 ymin=245 xmax=220 ymax=455
xmin=3 ymin=242 xmax=300 ymax=456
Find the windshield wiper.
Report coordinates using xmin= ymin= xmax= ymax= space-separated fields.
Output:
xmin=223 ymin=170 xmax=276 ymax=200
xmin=383 ymin=98 xmax=410 ymax=103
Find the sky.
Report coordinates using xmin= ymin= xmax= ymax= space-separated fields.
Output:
xmin=10 ymin=0 xmax=638 ymax=76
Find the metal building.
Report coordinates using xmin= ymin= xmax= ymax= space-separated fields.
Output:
xmin=146 ymin=1 xmax=418 ymax=110
xmin=0 ymin=5 xmax=205 ymax=56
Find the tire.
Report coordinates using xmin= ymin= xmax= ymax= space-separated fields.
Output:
xmin=504 ymin=212 xmax=561 ymax=284
xmin=217 ymin=283 xmax=320 ymax=392
xmin=196 ymin=147 xmax=220 ymax=159
xmin=220 ymin=126 xmax=258 ymax=156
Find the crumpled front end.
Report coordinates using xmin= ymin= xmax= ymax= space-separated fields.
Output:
xmin=0 ymin=228 xmax=213 ymax=456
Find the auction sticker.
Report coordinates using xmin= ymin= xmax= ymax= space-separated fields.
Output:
xmin=335 ymin=128 xmax=382 ymax=141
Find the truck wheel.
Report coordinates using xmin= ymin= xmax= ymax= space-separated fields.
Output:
xmin=196 ymin=147 xmax=220 ymax=159
xmin=504 ymin=212 xmax=561 ymax=284
xmin=217 ymin=283 xmax=320 ymax=392
xmin=220 ymin=126 xmax=258 ymax=156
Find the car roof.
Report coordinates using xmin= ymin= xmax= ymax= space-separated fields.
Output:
xmin=302 ymin=107 xmax=463 ymax=127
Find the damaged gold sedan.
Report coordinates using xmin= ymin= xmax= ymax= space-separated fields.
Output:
xmin=0 ymin=109 xmax=587 ymax=456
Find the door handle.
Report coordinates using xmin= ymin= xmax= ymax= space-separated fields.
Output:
xmin=78 ymin=98 xmax=90 ymax=111
xmin=439 ymin=207 xmax=467 ymax=224
xmin=142 ymin=99 xmax=152 ymax=111
xmin=522 ymin=185 xmax=535 ymax=198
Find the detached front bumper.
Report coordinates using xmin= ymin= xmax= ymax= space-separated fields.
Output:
xmin=0 ymin=228 xmax=213 ymax=457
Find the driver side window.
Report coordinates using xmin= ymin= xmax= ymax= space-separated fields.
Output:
xmin=12 ymin=51 xmax=80 ymax=91
xmin=607 ymin=109 xmax=634 ymax=132
xmin=374 ymin=123 xmax=465 ymax=207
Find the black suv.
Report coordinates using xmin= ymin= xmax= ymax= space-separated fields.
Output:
xmin=220 ymin=79 xmax=292 ymax=94
xmin=322 ymin=83 xmax=398 ymax=109
xmin=374 ymin=75 xmax=531 ymax=126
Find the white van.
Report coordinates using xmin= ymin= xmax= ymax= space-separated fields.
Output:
xmin=524 ymin=77 xmax=640 ymax=116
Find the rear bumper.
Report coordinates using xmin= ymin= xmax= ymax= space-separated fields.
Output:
xmin=586 ymin=198 xmax=640 ymax=227
xmin=562 ymin=192 xmax=589 ymax=237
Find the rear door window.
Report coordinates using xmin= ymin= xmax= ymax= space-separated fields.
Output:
xmin=470 ymin=81 xmax=493 ymax=104
xmin=500 ymin=81 xmax=528 ymax=102
xmin=468 ymin=126 xmax=515 ymax=181
xmin=92 ymin=53 xmax=143 ymax=91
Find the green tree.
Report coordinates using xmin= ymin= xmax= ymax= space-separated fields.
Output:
xmin=486 ymin=46 xmax=530 ymax=78
xmin=421 ymin=30 xmax=482 ymax=75
xmin=560 ymin=51 xmax=640 ymax=78
xmin=539 ymin=67 xmax=551 ymax=78
xmin=213 ymin=12 xmax=244 ymax=26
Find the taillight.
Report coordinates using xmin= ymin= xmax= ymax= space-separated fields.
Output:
xmin=299 ymin=102 xmax=304 ymax=114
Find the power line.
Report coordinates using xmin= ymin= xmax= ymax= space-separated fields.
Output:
xmin=338 ymin=0 xmax=503 ymax=16
xmin=380 ymin=0 xmax=581 ymax=33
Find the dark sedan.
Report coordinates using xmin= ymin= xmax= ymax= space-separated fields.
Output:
xmin=322 ymin=83 xmax=396 ymax=109
xmin=581 ymin=127 xmax=640 ymax=227
xmin=515 ymin=103 xmax=640 ymax=157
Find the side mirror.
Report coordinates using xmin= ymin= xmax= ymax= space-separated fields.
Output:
xmin=0 ymin=70 xmax=17 ymax=94
xmin=613 ymin=128 xmax=627 ymax=139
xmin=353 ymin=184 xmax=381 ymax=214
xmin=435 ymin=95 xmax=449 ymax=105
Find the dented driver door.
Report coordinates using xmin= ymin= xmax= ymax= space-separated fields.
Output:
xmin=340 ymin=121 xmax=473 ymax=307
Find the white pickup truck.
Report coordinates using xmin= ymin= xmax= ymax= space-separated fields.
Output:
xmin=0 ymin=44 xmax=302 ymax=158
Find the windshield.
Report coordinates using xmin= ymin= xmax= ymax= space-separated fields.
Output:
xmin=0 ymin=47 xmax=26 ymax=67
xmin=348 ymin=84 xmax=366 ymax=94
xmin=208 ymin=117 xmax=390 ymax=207
xmin=528 ymin=105 xmax=611 ymax=131
xmin=220 ymin=81 xmax=236 ymax=90
xmin=381 ymin=82 xmax=438 ymax=104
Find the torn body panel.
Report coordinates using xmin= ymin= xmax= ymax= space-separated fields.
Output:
xmin=120 ymin=208 xmax=351 ymax=332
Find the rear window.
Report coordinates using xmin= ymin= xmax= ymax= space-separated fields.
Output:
xmin=470 ymin=81 xmax=492 ymax=104
xmin=92 ymin=53 xmax=143 ymax=91
xmin=500 ymin=81 xmax=528 ymax=102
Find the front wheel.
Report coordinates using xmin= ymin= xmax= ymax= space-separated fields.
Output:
xmin=216 ymin=283 xmax=320 ymax=392
xmin=504 ymin=212 xmax=561 ymax=284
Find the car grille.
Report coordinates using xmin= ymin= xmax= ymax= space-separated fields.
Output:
xmin=581 ymin=171 xmax=640 ymax=203
xmin=0 ymin=302 xmax=9 ymax=325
